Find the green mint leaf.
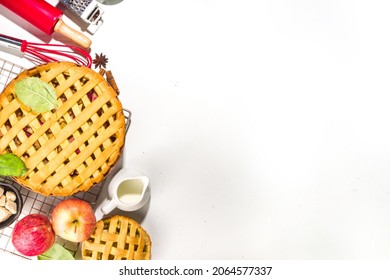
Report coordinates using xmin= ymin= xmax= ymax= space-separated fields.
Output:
xmin=14 ymin=77 xmax=58 ymax=113
xmin=0 ymin=153 xmax=28 ymax=176
xmin=37 ymin=243 xmax=75 ymax=260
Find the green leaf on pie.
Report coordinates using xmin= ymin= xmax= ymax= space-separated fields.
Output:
xmin=14 ymin=77 xmax=58 ymax=113
xmin=0 ymin=153 xmax=28 ymax=176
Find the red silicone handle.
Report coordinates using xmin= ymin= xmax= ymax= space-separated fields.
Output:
xmin=0 ymin=0 xmax=62 ymax=35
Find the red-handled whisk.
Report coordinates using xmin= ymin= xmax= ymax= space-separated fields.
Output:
xmin=0 ymin=33 xmax=92 ymax=67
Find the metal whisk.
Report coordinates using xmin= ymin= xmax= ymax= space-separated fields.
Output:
xmin=0 ymin=33 xmax=92 ymax=67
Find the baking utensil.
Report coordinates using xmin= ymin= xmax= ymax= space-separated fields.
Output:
xmin=59 ymin=0 xmax=104 ymax=34
xmin=0 ymin=33 xmax=92 ymax=67
xmin=0 ymin=0 xmax=92 ymax=49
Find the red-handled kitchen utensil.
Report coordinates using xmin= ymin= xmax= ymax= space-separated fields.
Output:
xmin=0 ymin=33 xmax=92 ymax=67
xmin=0 ymin=0 xmax=92 ymax=49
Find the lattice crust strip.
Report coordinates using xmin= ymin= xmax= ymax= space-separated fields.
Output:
xmin=0 ymin=62 xmax=126 ymax=196
xmin=81 ymin=215 xmax=152 ymax=260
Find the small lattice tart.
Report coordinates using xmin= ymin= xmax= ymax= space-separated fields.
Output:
xmin=0 ymin=61 xmax=126 ymax=196
xmin=81 ymin=215 xmax=152 ymax=260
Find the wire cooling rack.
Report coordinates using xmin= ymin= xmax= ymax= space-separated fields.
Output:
xmin=0 ymin=59 xmax=23 ymax=91
xmin=0 ymin=58 xmax=131 ymax=259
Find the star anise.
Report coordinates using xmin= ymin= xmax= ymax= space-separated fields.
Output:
xmin=92 ymin=53 xmax=108 ymax=69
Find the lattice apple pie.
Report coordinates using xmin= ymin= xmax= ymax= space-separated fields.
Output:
xmin=0 ymin=62 xmax=126 ymax=196
xmin=81 ymin=215 xmax=152 ymax=260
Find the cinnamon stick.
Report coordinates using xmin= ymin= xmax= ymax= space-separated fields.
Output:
xmin=106 ymin=70 xmax=120 ymax=95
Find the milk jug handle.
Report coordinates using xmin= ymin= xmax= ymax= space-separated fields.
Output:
xmin=101 ymin=199 xmax=117 ymax=215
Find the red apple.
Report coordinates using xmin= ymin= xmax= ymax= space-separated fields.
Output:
xmin=51 ymin=198 xmax=96 ymax=242
xmin=12 ymin=214 xmax=55 ymax=257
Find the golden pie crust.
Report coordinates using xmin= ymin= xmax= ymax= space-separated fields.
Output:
xmin=81 ymin=215 xmax=152 ymax=260
xmin=0 ymin=62 xmax=126 ymax=196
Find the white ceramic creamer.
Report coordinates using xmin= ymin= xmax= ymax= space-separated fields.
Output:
xmin=100 ymin=168 xmax=151 ymax=214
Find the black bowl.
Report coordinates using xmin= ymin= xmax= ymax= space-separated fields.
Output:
xmin=0 ymin=182 xmax=23 ymax=230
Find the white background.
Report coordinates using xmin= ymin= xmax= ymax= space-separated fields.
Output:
xmin=1 ymin=0 xmax=390 ymax=260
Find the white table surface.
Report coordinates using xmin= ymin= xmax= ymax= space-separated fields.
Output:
xmin=1 ymin=0 xmax=390 ymax=260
